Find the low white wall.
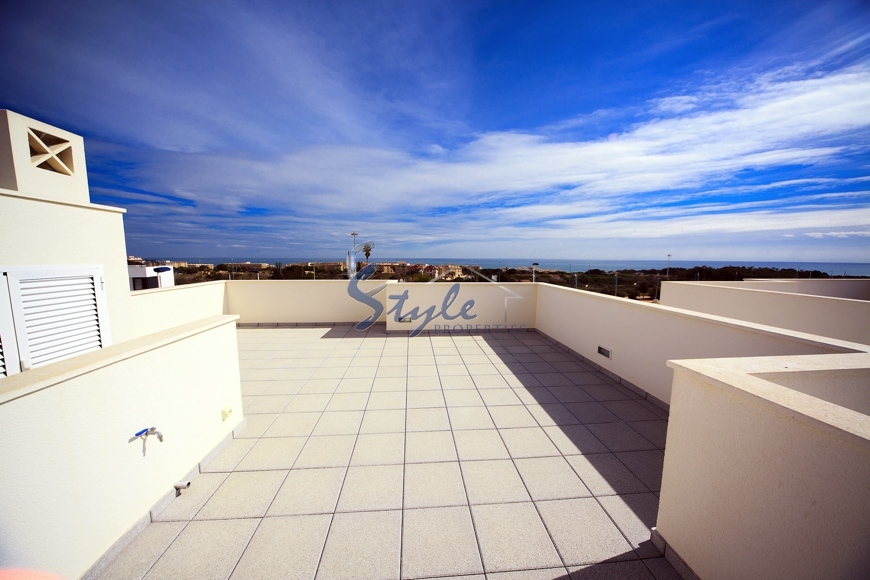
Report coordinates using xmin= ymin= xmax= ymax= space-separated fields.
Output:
xmin=130 ymin=281 xmax=227 ymax=337
xmin=657 ymin=354 xmax=870 ymax=580
xmin=226 ymin=279 xmax=390 ymax=325
xmin=535 ymin=284 xmax=860 ymax=405
xmin=693 ymin=278 xmax=870 ymax=300
xmin=0 ymin=315 xmax=243 ymax=579
xmin=384 ymin=282 xmax=537 ymax=335
xmin=660 ymin=282 xmax=870 ymax=345
xmin=0 ymin=190 xmax=135 ymax=342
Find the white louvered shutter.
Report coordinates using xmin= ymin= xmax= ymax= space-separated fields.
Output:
xmin=3 ymin=266 xmax=111 ymax=372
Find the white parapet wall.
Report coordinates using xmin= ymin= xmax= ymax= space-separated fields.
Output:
xmin=226 ymin=279 xmax=391 ymax=325
xmin=535 ymin=284 xmax=864 ymax=405
xmin=0 ymin=315 xmax=243 ymax=579
xmin=130 ymin=280 xmax=228 ymax=337
xmin=656 ymin=353 xmax=870 ymax=580
xmin=383 ymin=282 xmax=537 ymax=335
xmin=660 ymin=280 xmax=870 ymax=345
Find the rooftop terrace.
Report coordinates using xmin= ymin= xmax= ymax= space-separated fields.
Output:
xmin=95 ymin=326 xmax=677 ymax=580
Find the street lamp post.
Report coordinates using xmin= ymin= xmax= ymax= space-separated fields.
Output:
xmin=351 ymin=232 xmax=358 ymax=247
xmin=532 ymin=262 xmax=539 ymax=283
xmin=308 ymin=262 xmax=316 ymax=280
xmin=614 ymin=272 xmax=618 ymax=296
xmin=666 ymin=254 xmax=672 ymax=278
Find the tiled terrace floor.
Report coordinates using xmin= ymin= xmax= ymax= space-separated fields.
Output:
xmin=98 ymin=326 xmax=678 ymax=580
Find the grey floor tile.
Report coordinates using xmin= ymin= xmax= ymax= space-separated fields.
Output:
xmin=284 ymin=394 xmax=332 ymax=413
xmin=499 ymin=427 xmax=561 ymax=458
xmin=366 ymin=391 xmax=406 ymax=410
xmin=515 ymin=457 xmax=591 ymax=501
xmin=301 ymin=377 xmax=341 ymax=393
xmin=404 ymin=462 xmax=467 ymax=508
xmin=262 ymin=379 xmax=307 ymax=396
xmin=512 ymin=386 xmax=559 ymax=405
xmin=144 ymin=519 xmax=259 ymax=580
xmin=547 ymin=386 xmax=595 ymax=403
xmin=535 ymin=373 xmax=575 ymax=387
xmin=564 ymin=372 xmax=606 ymax=386
xmin=581 ymin=384 xmax=630 ymax=402
xmin=487 ymin=406 xmax=538 ymax=429
xmin=569 ymin=560 xmax=654 ymax=579
xmin=453 ymin=429 xmax=510 ymax=461
xmin=153 ymin=473 xmax=229 ymax=521
xmin=586 ymin=423 xmax=657 ymax=452
xmin=230 ymin=514 xmax=332 ymax=580
xmin=245 ymin=395 xmax=294 ymax=414
xmin=471 ymin=502 xmax=562 ymax=573
xmin=326 ymin=392 xmax=369 ymax=411
xmin=350 ymin=432 xmax=405 ymax=465
xmin=359 ymin=409 xmax=406 ymax=433
xmin=471 ymin=374 xmax=509 ymax=389
xmin=406 ymin=431 xmax=457 ymax=463
xmin=401 ymin=506 xmax=483 ymax=579
xmin=235 ymin=414 xmax=279 ymax=438
xmin=267 ymin=467 xmax=346 ymax=516
xmin=441 ymin=375 xmax=477 ymax=389
xmin=479 ymin=388 xmax=523 ymax=406
xmin=336 ymin=464 xmax=404 ymax=511
xmin=444 ymin=390 xmax=486 ymax=407
xmin=406 ymin=407 xmax=451 ymax=431
xmin=526 ymin=403 xmax=581 ymax=427
xmin=201 ymin=439 xmax=256 ymax=473
xmin=264 ymin=412 xmax=321 ymax=437
xmin=196 ymin=470 xmax=287 ymax=519
xmin=538 ymin=498 xmax=634 ymax=566
xmin=311 ymin=410 xmax=364 ymax=436
xmin=447 ymin=407 xmax=495 ymax=430
xmin=235 ymin=437 xmax=307 ymax=471
xmin=293 ymin=435 xmax=357 ymax=468
xmin=563 ymin=402 xmax=620 ymax=424
xmin=317 ymin=510 xmax=402 ymax=580
xmin=407 ymin=390 xmax=446 ymax=408
xmin=626 ymin=420 xmax=668 ymax=449
xmin=95 ymin=522 xmax=185 ymax=580
xmin=336 ymin=377 xmax=374 ymax=393
xmin=598 ymin=493 xmax=661 ymax=558
xmin=543 ymin=425 xmax=609 ymax=455
xmin=372 ymin=376 xmax=407 ymax=391
xmin=461 ymin=460 xmax=530 ymax=504
xmin=615 ymin=450 xmax=665 ymax=491
xmin=487 ymin=568 xmax=569 ymax=580
xmin=601 ymin=400 xmax=661 ymax=422
xmin=565 ymin=454 xmax=648 ymax=496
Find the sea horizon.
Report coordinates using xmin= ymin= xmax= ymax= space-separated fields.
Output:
xmin=158 ymin=257 xmax=870 ymax=277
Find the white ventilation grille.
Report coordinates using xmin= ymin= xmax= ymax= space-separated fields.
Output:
xmin=17 ymin=276 xmax=102 ymax=367
xmin=1 ymin=266 xmax=111 ymax=375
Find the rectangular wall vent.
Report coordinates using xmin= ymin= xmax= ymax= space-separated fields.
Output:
xmin=597 ymin=345 xmax=612 ymax=359
xmin=1 ymin=266 xmax=111 ymax=376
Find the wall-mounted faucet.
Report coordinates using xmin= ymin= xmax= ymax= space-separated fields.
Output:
xmin=134 ymin=427 xmax=164 ymax=442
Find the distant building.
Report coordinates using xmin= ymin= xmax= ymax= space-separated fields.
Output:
xmin=128 ymin=264 xmax=174 ymax=291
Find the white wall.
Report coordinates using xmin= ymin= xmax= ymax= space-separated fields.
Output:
xmin=130 ymin=281 xmax=227 ymax=337
xmin=383 ymin=282 xmax=537 ymax=334
xmin=226 ymin=279 xmax=390 ymax=325
xmin=660 ymin=281 xmax=870 ymax=344
xmin=0 ymin=190 xmax=135 ymax=342
xmin=657 ymin=355 xmax=870 ymax=580
xmin=0 ymin=316 xmax=242 ymax=580
xmin=689 ymin=278 xmax=870 ymax=300
xmin=535 ymin=284 xmax=860 ymax=405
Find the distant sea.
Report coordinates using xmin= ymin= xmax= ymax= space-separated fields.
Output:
xmin=173 ymin=257 xmax=870 ymax=277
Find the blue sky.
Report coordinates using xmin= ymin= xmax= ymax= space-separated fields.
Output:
xmin=2 ymin=0 xmax=869 ymax=262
